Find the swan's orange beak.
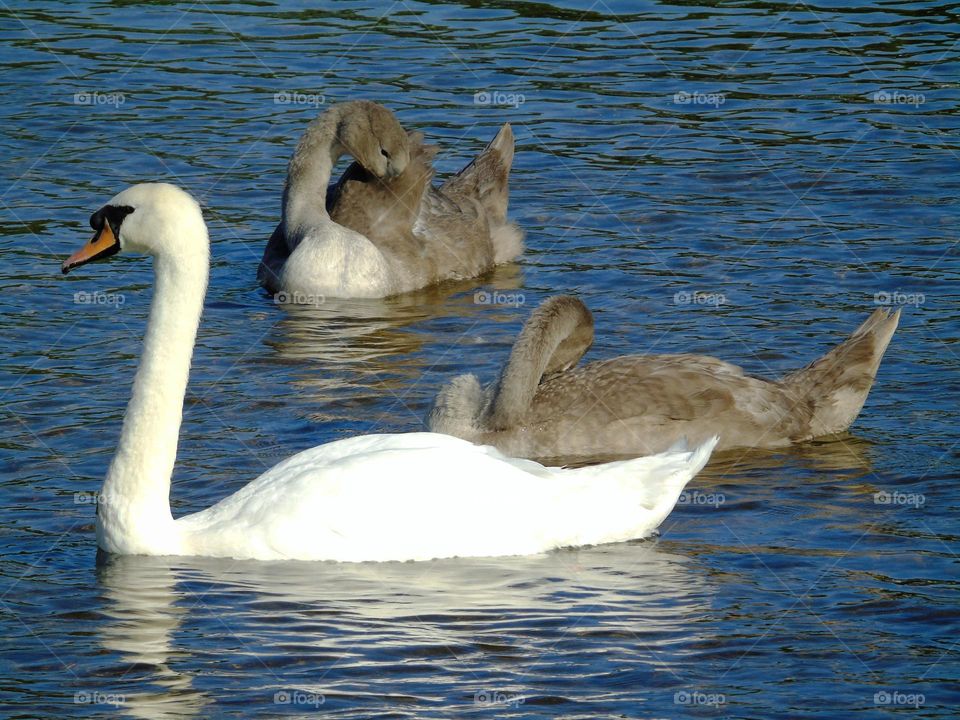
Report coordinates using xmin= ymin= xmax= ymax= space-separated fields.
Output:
xmin=62 ymin=221 xmax=120 ymax=274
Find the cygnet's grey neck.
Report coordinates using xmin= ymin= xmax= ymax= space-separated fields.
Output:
xmin=282 ymin=105 xmax=349 ymax=242
xmin=487 ymin=297 xmax=594 ymax=430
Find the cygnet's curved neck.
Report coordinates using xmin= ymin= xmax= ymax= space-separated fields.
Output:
xmin=487 ymin=296 xmax=594 ymax=430
xmin=98 ymin=237 xmax=208 ymax=551
xmin=282 ymin=105 xmax=349 ymax=242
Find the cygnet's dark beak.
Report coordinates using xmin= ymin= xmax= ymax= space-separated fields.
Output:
xmin=383 ymin=161 xmax=404 ymax=180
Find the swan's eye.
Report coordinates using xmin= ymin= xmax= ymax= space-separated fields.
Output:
xmin=380 ymin=147 xmax=390 ymax=159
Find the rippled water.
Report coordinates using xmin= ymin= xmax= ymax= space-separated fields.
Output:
xmin=2 ymin=0 xmax=958 ymax=717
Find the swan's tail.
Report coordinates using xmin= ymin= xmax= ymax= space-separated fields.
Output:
xmin=781 ymin=308 xmax=900 ymax=436
xmin=440 ymin=123 xmax=524 ymax=263
xmin=551 ymin=436 xmax=718 ymax=548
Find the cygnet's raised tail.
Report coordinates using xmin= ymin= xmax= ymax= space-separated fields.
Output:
xmin=781 ymin=307 xmax=900 ymax=437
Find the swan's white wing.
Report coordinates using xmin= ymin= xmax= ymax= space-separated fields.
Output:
xmin=178 ymin=433 xmax=716 ymax=562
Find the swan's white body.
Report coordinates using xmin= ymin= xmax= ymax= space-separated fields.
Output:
xmin=72 ymin=184 xmax=716 ymax=562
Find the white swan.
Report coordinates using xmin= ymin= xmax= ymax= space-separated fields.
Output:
xmin=62 ymin=183 xmax=716 ymax=563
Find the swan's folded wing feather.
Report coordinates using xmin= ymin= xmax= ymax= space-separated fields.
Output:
xmin=180 ymin=434 xmax=557 ymax=560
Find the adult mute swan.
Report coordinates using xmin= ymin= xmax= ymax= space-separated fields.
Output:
xmin=429 ymin=295 xmax=899 ymax=461
xmin=258 ymin=100 xmax=523 ymax=299
xmin=62 ymin=185 xmax=715 ymax=562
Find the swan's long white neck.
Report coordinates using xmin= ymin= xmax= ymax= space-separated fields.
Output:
xmin=282 ymin=107 xmax=345 ymax=243
xmin=97 ymin=234 xmax=208 ymax=554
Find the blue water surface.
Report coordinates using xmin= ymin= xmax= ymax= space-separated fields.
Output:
xmin=1 ymin=0 xmax=958 ymax=717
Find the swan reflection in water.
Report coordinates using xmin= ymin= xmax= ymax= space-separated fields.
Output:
xmin=699 ymin=431 xmax=878 ymax=482
xmin=95 ymin=541 xmax=709 ymax=719
xmin=261 ymin=264 xmax=524 ymax=425
xmin=96 ymin=555 xmax=213 ymax=719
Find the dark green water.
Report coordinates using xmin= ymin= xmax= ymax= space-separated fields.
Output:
xmin=1 ymin=0 xmax=958 ymax=717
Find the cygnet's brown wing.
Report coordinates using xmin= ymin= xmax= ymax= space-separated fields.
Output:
xmin=527 ymin=354 xmax=812 ymax=453
xmin=326 ymin=125 xmax=518 ymax=287
xmin=417 ymin=123 xmax=520 ymax=272
xmin=413 ymin=184 xmax=497 ymax=279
